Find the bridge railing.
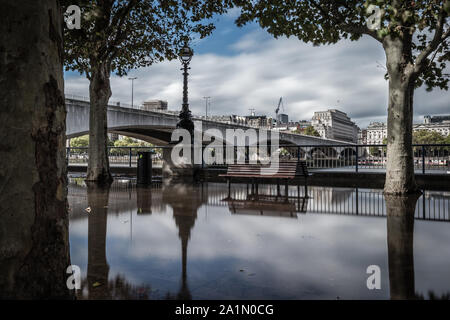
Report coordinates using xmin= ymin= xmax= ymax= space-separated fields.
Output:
xmin=65 ymin=93 xmax=141 ymax=110
xmin=66 ymin=144 xmax=450 ymax=173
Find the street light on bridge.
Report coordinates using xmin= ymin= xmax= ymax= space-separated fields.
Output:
xmin=128 ymin=77 xmax=137 ymax=108
xmin=177 ymin=41 xmax=194 ymax=135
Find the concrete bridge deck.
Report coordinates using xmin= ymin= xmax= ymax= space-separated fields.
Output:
xmin=66 ymin=97 xmax=353 ymax=148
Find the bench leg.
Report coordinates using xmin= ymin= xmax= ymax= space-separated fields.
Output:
xmin=227 ymin=178 xmax=231 ymax=198
xmin=305 ymin=183 xmax=308 ymax=198
xmin=285 ymin=180 xmax=288 ymax=201
xmin=277 ymin=179 xmax=280 ymax=197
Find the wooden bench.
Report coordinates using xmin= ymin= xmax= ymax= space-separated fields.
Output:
xmin=220 ymin=160 xmax=311 ymax=198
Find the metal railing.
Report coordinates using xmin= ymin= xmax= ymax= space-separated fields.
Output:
xmin=201 ymin=144 xmax=450 ymax=173
xmin=68 ymin=181 xmax=450 ymax=222
xmin=67 ymin=146 xmax=164 ymax=167
xmin=66 ymin=144 xmax=450 ymax=173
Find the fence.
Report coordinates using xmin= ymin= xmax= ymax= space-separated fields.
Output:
xmin=66 ymin=144 xmax=450 ymax=173
xmin=67 ymin=146 xmax=164 ymax=167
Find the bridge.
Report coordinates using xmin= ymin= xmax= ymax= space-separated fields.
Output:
xmin=66 ymin=97 xmax=353 ymax=152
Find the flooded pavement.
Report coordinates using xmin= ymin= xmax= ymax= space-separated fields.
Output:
xmin=68 ymin=179 xmax=450 ymax=300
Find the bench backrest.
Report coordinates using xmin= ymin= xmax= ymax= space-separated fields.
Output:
xmin=226 ymin=160 xmax=308 ymax=178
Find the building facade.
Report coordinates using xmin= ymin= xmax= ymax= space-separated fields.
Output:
xmin=366 ymin=115 xmax=450 ymax=145
xmin=246 ymin=115 xmax=272 ymax=129
xmin=358 ymin=129 xmax=367 ymax=145
xmin=366 ymin=122 xmax=387 ymax=144
xmin=277 ymin=113 xmax=289 ymax=124
xmin=311 ymin=109 xmax=359 ymax=143
xmin=142 ymin=100 xmax=168 ymax=111
xmin=208 ymin=115 xmax=247 ymax=125
xmin=424 ymin=115 xmax=450 ymax=124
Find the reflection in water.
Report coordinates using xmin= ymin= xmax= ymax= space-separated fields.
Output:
xmin=78 ymin=183 xmax=150 ymax=299
xmin=68 ymin=180 xmax=450 ymax=300
xmin=86 ymin=183 xmax=110 ymax=299
xmin=162 ymin=183 xmax=206 ymax=300
xmin=385 ymin=194 xmax=419 ymax=300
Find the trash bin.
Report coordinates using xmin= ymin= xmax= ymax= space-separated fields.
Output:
xmin=137 ymin=151 xmax=153 ymax=185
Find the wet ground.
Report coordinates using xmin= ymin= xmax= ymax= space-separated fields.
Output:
xmin=68 ymin=178 xmax=450 ymax=299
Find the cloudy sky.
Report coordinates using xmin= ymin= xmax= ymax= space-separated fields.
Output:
xmin=64 ymin=10 xmax=449 ymax=129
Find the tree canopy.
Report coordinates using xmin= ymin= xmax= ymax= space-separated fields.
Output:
xmin=113 ymin=136 xmax=152 ymax=147
xmin=63 ymin=0 xmax=232 ymax=77
xmin=234 ymin=0 xmax=449 ymax=90
xmin=413 ymin=129 xmax=448 ymax=144
xmin=303 ymin=125 xmax=321 ymax=137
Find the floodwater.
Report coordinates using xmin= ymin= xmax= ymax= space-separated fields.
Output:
xmin=68 ymin=179 xmax=450 ymax=300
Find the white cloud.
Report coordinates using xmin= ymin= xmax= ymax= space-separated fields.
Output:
xmin=65 ymin=30 xmax=449 ymax=129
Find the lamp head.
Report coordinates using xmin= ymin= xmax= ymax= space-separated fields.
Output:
xmin=179 ymin=42 xmax=193 ymax=64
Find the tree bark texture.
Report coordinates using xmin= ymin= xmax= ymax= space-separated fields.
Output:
xmin=86 ymin=63 xmax=113 ymax=183
xmin=0 ymin=0 xmax=72 ymax=298
xmin=383 ymin=36 xmax=417 ymax=195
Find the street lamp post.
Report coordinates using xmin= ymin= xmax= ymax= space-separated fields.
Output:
xmin=128 ymin=77 xmax=137 ymax=108
xmin=177 ymin=42 xmax=194 ymax=135
xmin=203 ymin=96 xmax=211 ymax=118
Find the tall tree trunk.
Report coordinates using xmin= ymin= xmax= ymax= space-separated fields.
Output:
xmin=384 ymin=36 xmax=418 ymax=195
xmin=0 ymin=0 xmax=72 ymax=298
xmin=86 ymin=63 xmax=113 ymax=183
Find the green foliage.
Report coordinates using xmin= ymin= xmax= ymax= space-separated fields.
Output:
xmin=110 ymin=136 xmax=153 ymax=155
xmin=369 ymin=137 xmax=387 ymax=156
xmin=62 ymin=0 xmax=232 ymax=77
xmin=413 ymin=130 xmax=447 ymax=144
xmin=113 ymin=136 xmax=152 ymax=147
xmin=234 ymin=0 xmax=449 ymax=91
xmin=70 ymin=135 xmax=89 ymax=148
xmin=303 ymin=125 xmax=321 ymax=137
xmin=413 ymin=130 xmax=449 ymax=153
xmin=70 ymin=135 xmax=115 ymax=148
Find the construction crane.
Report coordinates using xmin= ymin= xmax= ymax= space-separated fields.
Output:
xmin=275 ymin=97 xmax=284 ymax=125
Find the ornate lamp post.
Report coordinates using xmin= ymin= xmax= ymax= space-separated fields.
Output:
xmin=177 ymin=42 xmax=194 ymax=135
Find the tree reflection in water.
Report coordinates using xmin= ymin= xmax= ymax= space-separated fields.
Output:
xmin=77 ymin=183 xmax=150 ymax=300
xmin=76 ymin=182 xmax=205 ymax=300
xmin=386 ymin=193 xmax=419 ymax=300
xmin=69 ymin=181 xmax=450 ymax=300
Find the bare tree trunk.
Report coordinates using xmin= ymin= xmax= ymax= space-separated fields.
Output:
xmin=86 ymin=63 xmax=113 ymax=183
xmin=0 ymin=0 xmax=72 ymax=298
xmin=384 ymin=37 xmax=418 ymax=195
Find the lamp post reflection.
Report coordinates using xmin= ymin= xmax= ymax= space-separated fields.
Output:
xmin=163 ymin=182 xmax=207 ymax=300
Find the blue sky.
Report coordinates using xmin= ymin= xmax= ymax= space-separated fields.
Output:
xmin=64 ymin=10 xmax=449 ymax=129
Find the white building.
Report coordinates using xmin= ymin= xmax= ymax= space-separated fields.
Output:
xmin=366 ymin=122 xmax=387 ymax=144
xmin=311 ymin=109 xmax=359 ymax=143
xmin=366 ymin=116 xmax=450 ymax=144
xmin=142 ymin=100 xmax=168 ymax=111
